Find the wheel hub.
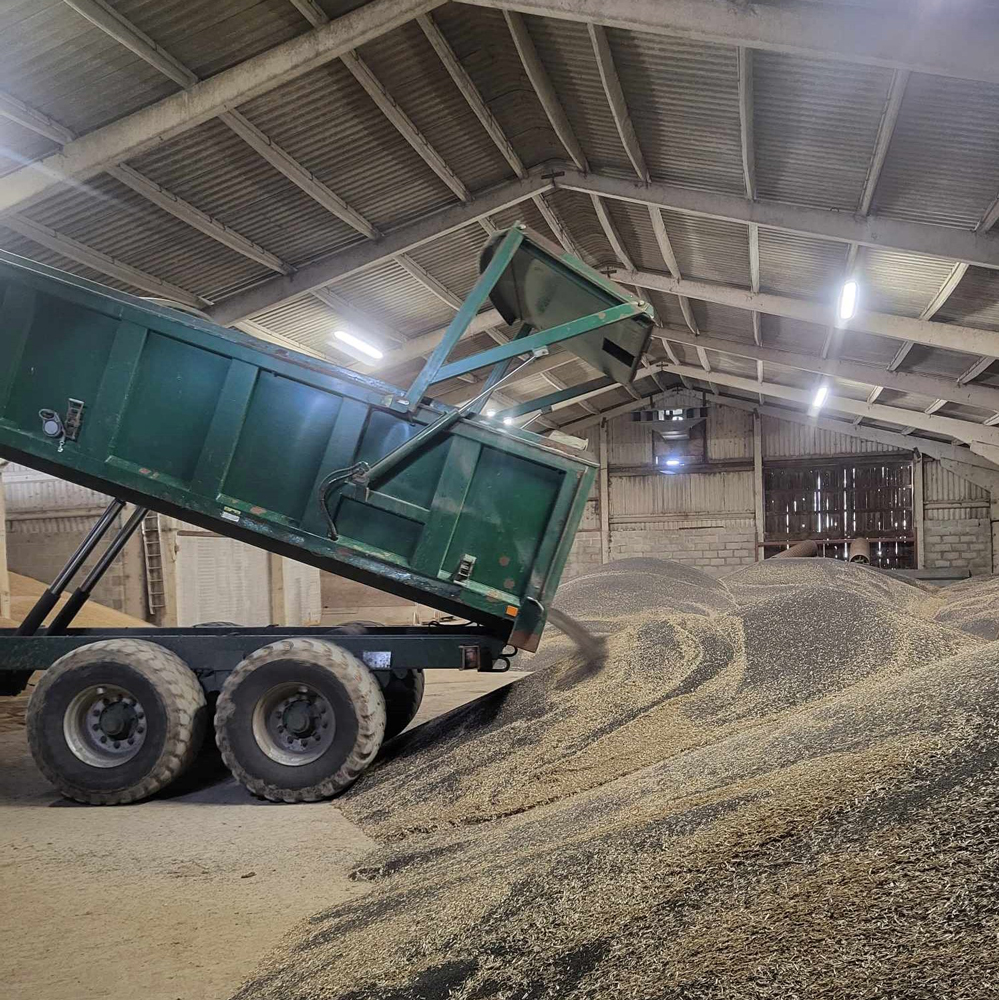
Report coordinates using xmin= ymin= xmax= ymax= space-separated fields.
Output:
xmin=252 ymin=683 xmax=336 ymax=767
xmin=64 ymin=685 xmax=147 ymax=768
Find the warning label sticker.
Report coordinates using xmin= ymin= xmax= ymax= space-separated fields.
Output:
xmin=220 ymin=506 xmax=241 ymax=524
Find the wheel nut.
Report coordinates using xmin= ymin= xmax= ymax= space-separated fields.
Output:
xmin=127 ymin=738 xmax=135 ymax=745
xmin=136 ymin=711 xmax=144 ymax=720
xmin=137 ymin=726 xmax=144 ymax=734
xmin=113 ymin=741 xmax=121 ymax=749
xmin=99 ymin=736 xmax=107 ymax=744
xmin=92 ymin=723 xmax=100 ymax=731
xmin=277 ymin=725 xmax=285 ymax=733
xmin=314 ymin=735 xmax=321 ymax=743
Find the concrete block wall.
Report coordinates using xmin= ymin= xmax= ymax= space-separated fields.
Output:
xmin=562 ymin=528 xmax=602 ymax=581
xmin=923 ymin=519 xmax=993 ymax=576
xmin=6 ymin=512 xmax=147 ymax=619
xmin=608 ymin=520 xmax=756 ymax=578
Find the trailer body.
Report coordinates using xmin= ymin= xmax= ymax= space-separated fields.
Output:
xmin=0 ymin=249 xmax=600 ymax=651
xmin=0 ymin=228 xmax=655 ymax=804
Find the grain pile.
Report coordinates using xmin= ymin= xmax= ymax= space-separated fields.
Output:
xmin=924 ymin=574 xmax=999 ymax=641
xmin=1 ymin=571 xmax=149 ymax=629
xmin=235 ymin=558 xmax=999 ymax=1000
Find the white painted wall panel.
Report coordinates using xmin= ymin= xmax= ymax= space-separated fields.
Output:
xmin=282 ymin=558 xmax=322 ymax=625
xmin=924 ymin=459 xmax=991 ymax=521
xmin=3 ymin=464 xmax=108 ymax=513
xmin=612 ymin=470 xmax=754 ymax=516
xmin=177 ymin=534 xmax=270 ymax=626
xmin=707 ymin=405 xmax=753 ymax=460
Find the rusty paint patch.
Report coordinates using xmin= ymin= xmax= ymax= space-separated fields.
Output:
xmin=250 ymin=506 xmax=267 ymax=515
xmin=498 ymin=555 xmax=510 ymax=567
xmin=503 ymin=577 xmax=516 ymax=590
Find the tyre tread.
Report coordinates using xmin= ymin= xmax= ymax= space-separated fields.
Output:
xmin=26 ymin=639 xmax=206 ymax=805
xmin=214 ymin=638 xmax=386 ymax=803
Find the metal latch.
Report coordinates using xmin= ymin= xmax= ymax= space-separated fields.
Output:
xmin=453 ymin=554 xmax=476 ymax=583
xmin=39 ymin=398 xmax=85 ymax=453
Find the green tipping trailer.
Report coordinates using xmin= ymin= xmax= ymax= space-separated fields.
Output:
xmin=0 ymin=225 xmax=655 ymax=804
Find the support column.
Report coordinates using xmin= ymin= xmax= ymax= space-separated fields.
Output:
xmin=599 ymin=421 xmax=610 ymax=564
xmin=269 ymin=551 xmax=286 ymax=625
xmin=753 ymin=412 xmax=765 ymax=561
xmin=0 ymin=460 xmax=9 ymax=621
xmin=913 ymin=453 xmax=925 ymax=569
xmin=158 ymin=516 xmax=180 ymax=627
xmin=991 ymin=493 xmax=999 ymax=574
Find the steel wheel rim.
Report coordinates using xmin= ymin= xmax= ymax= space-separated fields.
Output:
xmin=251 ymin=682 xmax=336 ymax=767
xmin=63 ymin=684 xmax=148 ymax=768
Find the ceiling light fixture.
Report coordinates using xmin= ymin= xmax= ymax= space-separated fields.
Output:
xmin=837 ymin=280 xmax=858 ymax=322
xmin=809 ymin=384 xmax=829 ymax=417
xmin=333 ymin=329 xmax=383 ymax=360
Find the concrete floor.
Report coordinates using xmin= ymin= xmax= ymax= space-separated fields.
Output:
xmin=0 ymin=668 xmax=525 ymax=1000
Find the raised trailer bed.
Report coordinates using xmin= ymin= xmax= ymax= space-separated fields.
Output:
xmin=0 ymin=225 xmax=653 ymax=803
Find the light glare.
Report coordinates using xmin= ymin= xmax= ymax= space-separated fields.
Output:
xmin=838 ymin=280 xmax=858 ymax=321
xmin=333 ymin=329 xmax=383 ymax=360
xmin=812 ymin=385 xmax=829 ymax=409
xmin=502 ymin=417 xmax=514 ymax=426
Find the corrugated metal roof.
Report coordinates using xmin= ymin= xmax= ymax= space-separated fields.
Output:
xmin=490 ymin=198 xmax=559 ymax=246
xmin=934 ymin=266 xmax=999 ymax=331
xmin=521 ymin=14 xmax=633 ymax=175
xmin=836 ymin=328 xmax=906 ymax=367
xmin=0 ymin=117 xmax=58 ymax=176
xmin=874 ymin=73 xmax=999 ymax=228
xmin=754 ymin=51 xmax=893 ymax=210
xmin=659 ymin=212 xmax=752 ymax=286
xmin=931 ymin=400 xmax=996 ymax=423
xmin=0 ymin=225 xmax=141 ymax=295
xmin=692 ymin=301 xmax=755 ymax=340
xmin=607 ymin=29 xmax=745 ymax=193
xmin=331 ymin=258 xmax=454 ymax=335
xmin=711 ymin=353 xmax=760 ymax=381
xmin=406 ymin=223 xmax=489 ymax=300
xmin=546 ymin=187 xmax=611 ymax=269
xmin=901 ymin=343 xmax=986 ymax=381
xmin=758 ymin=228 xmax=849 ymax=299
xmin=235 ymin=61 xmax=456 ymax=234
xmin=853 ymin=246 xmax=958 ymax=318
xmin=431 ymin=3 xmax=564 ymax=169
xmin=0 ymin=1 xmax=176 ymax=134
xmin=253 ymin=294 xmax=338 ymax=355
xmin=128 ymin=116 xmax=364 ymax=268
xmin=4 ymin=2 xmax=999 ymax=444
xmin=115 ymin=0 xmax=306 ymax=81
xmin=19 ymin=172 xmax=271 ymax=301
xmin=601 ymin=198 xmax=665 ymax=273
xmin=356 ymin=19 xmax=513 ymax=194
xmin=762 ymin=315 xmax=828 ymax=355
